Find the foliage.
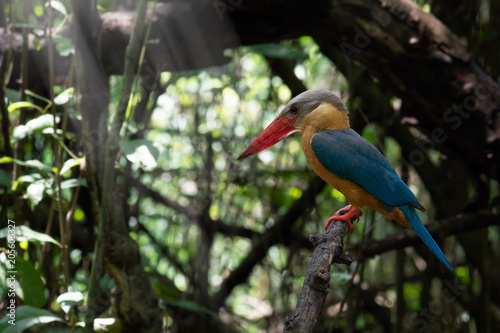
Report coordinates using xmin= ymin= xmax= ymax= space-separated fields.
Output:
xmin=0 ymin=1 xmax=498 ymax=332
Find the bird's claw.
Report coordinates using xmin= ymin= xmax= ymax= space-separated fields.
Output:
xmin=325 ymin=205 xmax=363 ymax=231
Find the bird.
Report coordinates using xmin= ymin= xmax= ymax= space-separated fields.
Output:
xmin=238 ymin=88 xmax=453 ymax=271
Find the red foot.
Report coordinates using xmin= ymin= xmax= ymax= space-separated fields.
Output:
xmin=325 ymin=204 xmax=362 ymax=231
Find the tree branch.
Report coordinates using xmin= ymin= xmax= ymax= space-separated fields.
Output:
xmin=3 ymin=0 xmax=499 ymax=178
xmin=131 ymin=177 xmax=261 ymax=239
xmin=283 ymin=210 xmax=355 ymax=333
xmin=349 ymin=207 xmax=500 ymax=260
xmin=212 ymin=177 xmax=326 ymax=309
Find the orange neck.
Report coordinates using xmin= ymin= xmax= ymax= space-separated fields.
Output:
xmin=296 ymin=102 xmax=350 ymax=134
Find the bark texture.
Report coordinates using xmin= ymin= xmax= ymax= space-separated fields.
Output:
xmin=283 ymin=210 xmax=355 ymax=333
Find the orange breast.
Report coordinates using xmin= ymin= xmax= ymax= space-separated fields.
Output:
xmin=301 ymin=129 xmax=411 ymax=229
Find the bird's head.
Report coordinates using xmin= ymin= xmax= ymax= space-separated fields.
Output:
xmin=238 ymin=89 xmax=348 ymax=160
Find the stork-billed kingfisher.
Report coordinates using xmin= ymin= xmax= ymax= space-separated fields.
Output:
xmin=238 ymin=89 xmax=453 ymax=271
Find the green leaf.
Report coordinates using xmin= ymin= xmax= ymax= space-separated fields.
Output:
xmin=0 ymin=156 xmax=13 ymax=164
xmin=164 ymin=299 xmax=218 ymax=319
xmin=7 ymin=101 xmax=43 ymax=113
xmin=53 ymin=35 xmax=74 ymax=57
xmin=4 ymin=88 xmax=20 ymax=103
xmin=0 ymin=169 xmax=12 ymax=186
xmin=76 ymin=317 xmax=117 ymax=330
xmin=57 ymin=292 xmax=84 ymax=314
xmin=251 ymin=43 xmax=305 ymax=60
xmin=21 ymin=160 xmax=54 ymax=173
xmin=12 ymin=114 xmax=60 ymax=141
xmin=12 ymin=173 xmax=43 ymax=191
xmin=152 ymin=282 xmax=181 ymax=301
xmin=119 ymin=139 xmax=159 ymax=171
xmin=33 ymin=37 xmax=41 ymax=51
xmin=0 ymin=157 xmax=53 ymax=174
xmin=27 ymin=180 xmax=45 ymax=209
xmin=48 ymin=0 xmax=67 ymax=15
xmin=60 ymin=158 xmax=81 ymax=175
xmin=41 ymin=127 xmax=64 ymax=137
xmin=16 ymin=174 xmax=42 ymax=183
xmin=15 ymin=258 xmax=47 ymax=308
xmin=54 ymin=87 xmax=74 ymax=105
xmin=60 ymin=178 xmax=87 ymax=189
xmin=33 ymin=5 xmax=44 ymax=17
xmin=0 ymin=225 xmax=61 ymax=247
xmin=0 ymin=305 xmax=64 ymax=333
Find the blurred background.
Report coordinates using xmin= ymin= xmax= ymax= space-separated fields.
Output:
xmin=0 ymin=0 xmax=499 ymax=332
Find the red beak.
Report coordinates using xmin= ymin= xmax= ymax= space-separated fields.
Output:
xmin=238 ymin=116 xmax=299 ymax=160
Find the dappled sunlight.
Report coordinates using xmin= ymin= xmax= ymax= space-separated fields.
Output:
xmin=1 ymin=1 xmax=498 ymax=332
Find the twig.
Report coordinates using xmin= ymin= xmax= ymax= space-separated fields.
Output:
xmin=283 ymin=209 xmax=358 ymax=333
xmin=122 ymin=0 xmax=158 ymax=138
xmin=39 ymin=198 xmax=56 ymax=273
xmin=13 ymin=0 xmax=30 ymax=178
xmin=0 ymin=4 xmax=13 ymax=157
xmin=47 ymin=0 xmax=69 ymax=292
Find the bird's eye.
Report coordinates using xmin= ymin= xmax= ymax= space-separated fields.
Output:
xmin=289 ymin=105 xmax=298 ymax=115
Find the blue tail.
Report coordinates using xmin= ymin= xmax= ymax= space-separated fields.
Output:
xmin=399 ymin=205 xmax=453 ymax=271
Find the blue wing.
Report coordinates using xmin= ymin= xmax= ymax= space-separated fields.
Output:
xmin=311 ymin=129 xmax=420 ymax=208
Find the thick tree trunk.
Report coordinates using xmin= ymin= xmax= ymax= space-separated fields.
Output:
xmin=70 ymin=1 xmax=162 ymax=331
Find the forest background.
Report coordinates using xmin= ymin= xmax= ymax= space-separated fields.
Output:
xmin=0 ymin=0 xmax=499 ymax=332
